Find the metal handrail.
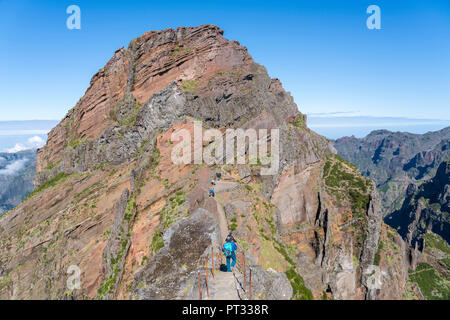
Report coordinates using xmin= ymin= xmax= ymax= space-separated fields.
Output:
xmin=196 ymin=241 xmax=253 ymax=300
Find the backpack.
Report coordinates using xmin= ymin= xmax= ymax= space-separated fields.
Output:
xmin=220 ymin=264 xmax=228 ymax=272
xmin=223 ymin=242 xmax=234 ymax=258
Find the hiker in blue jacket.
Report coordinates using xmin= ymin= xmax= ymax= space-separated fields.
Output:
xmin=222 ymin=234 xmax=238 ymax=272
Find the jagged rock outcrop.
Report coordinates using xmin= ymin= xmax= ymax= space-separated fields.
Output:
xmin=244 ymin=265 xmax=293 ymax=300
xmin=360 ymin=191 xmax=383 ymax=300
xmin=130 ymin=208 xmax=220 ymax=300
xmin=270 ymin=154 xmax=405 ymax=299
xmin=97 ymin=188 xmax=135 ymax=299
xmin=36 ymin=25 xmax=259 ymax=175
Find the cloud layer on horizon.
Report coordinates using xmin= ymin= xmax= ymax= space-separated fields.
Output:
xmin=6 ymin=136 xmax=45 ymax=153
xmin=305 ymin=116 xmax=450 ymax=139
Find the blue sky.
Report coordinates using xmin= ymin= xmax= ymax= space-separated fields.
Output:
xmin=1 ymin=0 xmax=449 ymax=122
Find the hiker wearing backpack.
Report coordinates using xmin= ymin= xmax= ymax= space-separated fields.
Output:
xmin=222 ymin=235 xmax=238 ymax=272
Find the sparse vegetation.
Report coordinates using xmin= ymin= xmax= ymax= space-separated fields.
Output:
xmin=172 ymin=45 xmax=192 ymax=56
xmin=291 ymin=113 xmax=306 ymax=129
xmin=159 ymin=190 xmax=187 ymax=231
xmin=96 ymin=195 xmax=136 ymax=299
xmin=323 ymin=155 xmax=371 ymax=219
xmin=230 ymin=217 xmax=237 ymax=231
xmin=44 ymin=159 xmax=61 ymax=171
xmin=423 ymin=233 xmax=450 ymax=255
xmin=286 ymin=268 xmax=314 ymax=300
xmin=26 ymin=172 xmax=71 ymax=199
xmin=408 ymin=263 xmax=450 ymax=300
xmin=150 ymin=231 xmax=165 ymax=254
xmin=69 ymin=138 xmax=87 ymax=148
xmin=0 ymin=272 xmax=12 ymax=291
xmin=180 ymin=80 xmax=199 ymax=94
xmin=119 ymin=101 xmax=141 ymax=128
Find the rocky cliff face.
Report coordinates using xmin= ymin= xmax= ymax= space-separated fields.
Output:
xmin=386 ymin=160 xmax=450 ymax=248
xmin=0 ymin=25 xmax=405 ymax=300
xmin=335 ymin=130 xmax=450 ymax=249
xmin=335 ymin=128 xmax=450 ymax=300
xmin=334 ymin=128 xmax=450 ymax=214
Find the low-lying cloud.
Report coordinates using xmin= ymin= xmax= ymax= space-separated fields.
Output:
xmin=7 ymin=136 xmax=45 ymax=153
xmin=0 ymin=158 xmax=29 ymax=175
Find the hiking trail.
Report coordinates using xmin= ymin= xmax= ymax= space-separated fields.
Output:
xmin=200 ymin=174 xmax=246 ymax=300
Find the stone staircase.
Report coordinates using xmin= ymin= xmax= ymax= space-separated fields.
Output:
xmin=196 ymin=170 xmax=251 ymax=300
xmin=204 ymin=271 xmax=240 ymax=300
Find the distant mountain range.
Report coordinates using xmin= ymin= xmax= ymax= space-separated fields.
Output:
xmin=334 ymin=127 xmax=450 ymax=299
xmin=386 ymin=160 xmax=449 ymax=247
xmin=334 ymin=127 xmax=450 ymax=247
xmin=308 ymin=116 xmax=450 ymax=139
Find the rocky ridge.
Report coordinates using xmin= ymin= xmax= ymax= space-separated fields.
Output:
xmin=0 ymin=25 xmax=406 ymax=300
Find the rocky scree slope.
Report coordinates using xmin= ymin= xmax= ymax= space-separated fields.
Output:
xmin=0 ymin=25 xmax=405 ymax=300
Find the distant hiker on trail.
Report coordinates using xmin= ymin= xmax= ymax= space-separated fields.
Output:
xmin=211 ymin=179 xmax=216 ymax=186
xmin=222 ymin=234 xmax=238 ymax=272
xmin=209 ymin=188 xmax=215 ymax=197
xmin=216 ymin=172 xmax=222 ymax=181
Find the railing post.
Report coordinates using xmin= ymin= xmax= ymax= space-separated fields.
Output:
xmin=243 ymin=253 xmax=246 ymax=292
xmin=212 ymin=247 xmax=215 ymax=278
xmin=249 ymin=267 xmax=252 ymax=300
xmin=198 ymin=271 xmax=202 ymax=300
xmin=205 ymin=261 xmax=210 ymax=299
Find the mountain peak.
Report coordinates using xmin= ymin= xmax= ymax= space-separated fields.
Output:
xmin=37 ymin=24 xmax=256 ymax=173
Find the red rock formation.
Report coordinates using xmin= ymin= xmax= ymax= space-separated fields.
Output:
xmin=37 ymin=25 xmax=254 ymax=171
xmin=0 ymin=25 xmax=410 ymax=301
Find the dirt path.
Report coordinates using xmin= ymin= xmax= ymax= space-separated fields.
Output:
xmin=200 ymin=174 xmax=245 ymax=300
xmin=214 ymin=197 xmax=229 ymax=247
xmin=205 ymin=193 xmax=243 ymax=300
xmin=214 ymin=181 xmax=239 ymax=194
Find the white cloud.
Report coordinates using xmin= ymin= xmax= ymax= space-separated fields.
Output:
xmin=7 ymin=136 xmax=45 ymax=153
xmin=0 ymin=158 xmax=29 ymax=175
